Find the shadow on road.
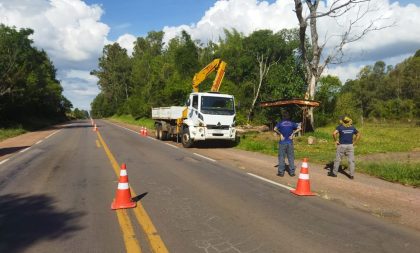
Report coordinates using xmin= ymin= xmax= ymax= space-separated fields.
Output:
xmin=0 ymin=146 xmax=30 ymax=157
xmin=191 ymin=139 xmax=239 ymax=149
xmin=132 ymin=192 xmax=148 ymax=202
xmin=0 ymin=193 xmax=84 ymax=252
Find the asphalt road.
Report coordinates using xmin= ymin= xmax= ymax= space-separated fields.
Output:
xmin=1 ymin=120 xmax=419 ymax=253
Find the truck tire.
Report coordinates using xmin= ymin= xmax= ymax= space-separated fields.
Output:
xmin=155 ymin=125 xmax=162 ymax=140
xmin=181 ymin=128 xmax=194 ymax=148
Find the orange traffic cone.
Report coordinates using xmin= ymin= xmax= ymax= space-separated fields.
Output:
xmin=93 ymin=124 xmax=97 ymax=132
xmin=143 ymin=127 xmax=148 ymax=136
xmin=290 ymin=158 xmax=316 ymax=196
xmin=139 ymin=126 xmax=144 ymax=136
xmin=111 ymin=163 xmax=136 ymax=210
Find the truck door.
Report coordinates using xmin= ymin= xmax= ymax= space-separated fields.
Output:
xmin=189 ymin=95 xmax=199 ymax=120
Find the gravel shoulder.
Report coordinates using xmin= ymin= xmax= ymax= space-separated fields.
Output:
xmin=0 ymin=122 xmax=75 ymax=161
xmin=2 ymin=120 xmax=419 ymax=232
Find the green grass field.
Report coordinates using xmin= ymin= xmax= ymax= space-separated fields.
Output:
xmin=0 ymin=128 xmax=26 ymax=142
xmin=237 ymin=123 xmax=420 ymax=187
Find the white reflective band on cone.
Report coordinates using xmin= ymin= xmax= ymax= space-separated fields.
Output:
xmin=302 ymin=162 xmax=308 ymax=168
xmin=117 ymin=183 xmax=129 ymax=189
xmin=299 ymin=174 xmax=310 ymax=180
xmin=120 ymin=170 xmax=127 ymax=176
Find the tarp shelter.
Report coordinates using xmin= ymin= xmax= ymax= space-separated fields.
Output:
xmin=259 ymin=98 xmax=320 ymax=133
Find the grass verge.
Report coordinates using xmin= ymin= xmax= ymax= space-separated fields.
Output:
xmin=236 ymin=122 xmax=420 ymax=186
xmin=358 ymin=162 xmax=420 ymax=187
xmin=0 ymin=127 xmax=27 ymax=142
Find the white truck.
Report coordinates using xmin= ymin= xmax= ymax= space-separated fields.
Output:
xmin=152 ymin=59 xmax=237 ymax=148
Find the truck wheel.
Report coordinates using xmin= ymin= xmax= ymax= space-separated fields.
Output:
xmin=155 ymin=125 xmax=162 ymax=140
xmin=181 ymin=128 xmax=193 ymax=148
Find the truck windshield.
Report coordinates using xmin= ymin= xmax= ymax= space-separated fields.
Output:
xmin=200 ymin=96 xmax=235 ymax=115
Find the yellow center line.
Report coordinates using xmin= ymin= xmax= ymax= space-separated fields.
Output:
xmin=116 ymin=209 xmax=142 ymax=253
xmin=97 ymin=131 xmax=169 ymax=253
xmin=96 ymin=132 xmax=142 ymax=253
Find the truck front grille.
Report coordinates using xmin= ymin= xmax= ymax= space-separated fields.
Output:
xmin=207 ymin=125 xmax=230 ymax=130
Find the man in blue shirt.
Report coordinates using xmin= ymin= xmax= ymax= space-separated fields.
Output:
xmin=274 ymin=111 xmax=301 ymax=177
xmin=330 ymin=116 xmax=361 ymax=179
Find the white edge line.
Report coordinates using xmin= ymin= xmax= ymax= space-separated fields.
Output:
xmin=45 ymin=130 xmax=59 ymax=139
xmin=107 ymin=121 xmax=170 ymax=144
xmin=193 ymin=153 xmax=216 ymax=162
xmin=0 ymin=158 xmax=10 ymax=165
xmin=164 ymin=143 xmax=179 ymax=149
xmin=19 ymin=147 xmax=30 ymax=153
xmin=108 ymin=121 xmax=140 ymax=135
xmin=247 ymin=173 xmax=294 ymax=191
xmin=35 ymin=140 xmax=43 ymax=145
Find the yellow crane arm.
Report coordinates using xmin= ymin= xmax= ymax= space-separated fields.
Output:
xmin=211 ymin=61 xmax=226 ymax=92
xmin=192 ymin=59 xmax=227 ymax=92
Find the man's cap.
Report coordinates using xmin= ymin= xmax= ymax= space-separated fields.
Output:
xmin=343 ymin=116 xmax=351 ymax=123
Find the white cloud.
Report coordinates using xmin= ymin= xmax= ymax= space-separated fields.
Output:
xmin=0 ymin=0 xmax=109 ymax=110
xmin=163 ymin=0 xmax=297 ymax=44
xmin=163 ymin=0 xmax=420 ymax=81
xmin=0 ymin=0 xmax=109 ymax=68
xmin=1 ymin=0 xmax=419 ymax=109
xmin=60 ymin=69 xmax=100 ymax=110
xmin=324 ymin=64 xmax=363 ymax=83
xmin=115 ymin=33 xmax=136 ymax=56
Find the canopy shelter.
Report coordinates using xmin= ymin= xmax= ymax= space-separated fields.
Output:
xmin=259 ymin=98 xmax=320 ymax=133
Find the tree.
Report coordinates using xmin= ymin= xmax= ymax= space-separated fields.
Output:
xmin=91 ymin=43 xmax=132 ymax=114
xmin=293 ymin=0 xmax=391 ymax=129
xmin=316 ymin=75 xmax=341 ymax=114
xmin=243 ymin=30 xmax=284 ymax=123
xmin=0 ymin=25 xmax=34 ymax=96
xmin=0 ymin=25 xmax=70 ymax=125
xmin=174 ymin=31 xmax=199 ymax=77
xmin=336 ymin=51 xmax=419 ymax=121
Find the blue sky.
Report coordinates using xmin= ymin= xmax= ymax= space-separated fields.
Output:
xmin=87 ymin=0 xmax=416 ymax=40
xmin=84 ymin=0 xmax=219 ymax=40
xmin=1 ymin=0 xmax=419 ymax=110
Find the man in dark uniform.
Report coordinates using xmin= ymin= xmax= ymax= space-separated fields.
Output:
xmin=274 ymin=111 xmax=301 ymax=177
xmin=330 ymin=116 xmax=361 ymax=179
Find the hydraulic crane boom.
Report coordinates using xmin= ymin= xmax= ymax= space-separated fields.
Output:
xmin=192 ymin=58 xmax=227 ymax=92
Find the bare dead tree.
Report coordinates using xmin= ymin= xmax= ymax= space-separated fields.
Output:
xmin=293 ymin=0 xmax=392 ymax=130
xmin=247 ymin=53 xmax=279 ymax=123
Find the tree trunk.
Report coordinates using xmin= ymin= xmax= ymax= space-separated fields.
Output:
xmin=304 ymin=73 xmax=317 ymax=131
xmin=246 ymin=54 xmax=277 ymax=123
xmin=247 ymin=58 xmax=265 ymax=123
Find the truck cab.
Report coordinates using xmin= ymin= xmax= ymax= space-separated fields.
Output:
xmin=181 ymin=92 xmax=236 ymax=147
